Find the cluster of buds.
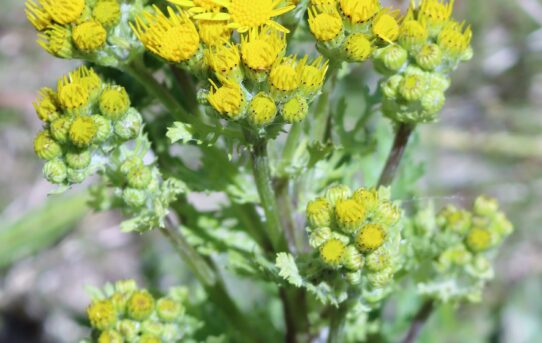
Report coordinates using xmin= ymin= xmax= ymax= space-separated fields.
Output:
xmin=32 ymin=66 xmax=142 ymax=185
xmin=305 ymin=185 xmax=401 ymax=294
xmin=132 ymin=4 xmax=328 ymax=132
xmin=26 ymin=0 xmax=146 ymax=65
xmin=374 ymin=0 xmax=473 ymax=124
xmin=406 ymin=196 xmax=513 ymax=302
xmin=83 ymin=280 xmax=197 ymax=343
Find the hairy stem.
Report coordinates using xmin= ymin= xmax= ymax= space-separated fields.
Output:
xmin=401 ymin=300 xmax=435 ymax=343
xmin=377 ymin=123 xmax=415 ymax=187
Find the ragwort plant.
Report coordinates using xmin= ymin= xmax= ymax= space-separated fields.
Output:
xmin=25 ymin=0 xmax=513 ymax=342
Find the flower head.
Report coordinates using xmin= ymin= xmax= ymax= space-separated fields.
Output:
xmin=335 ymin=199 xmax=366 ymax=233
xmin=132 ymin=6 xmax=200 ymax=63
xmin=88 ymin=299 xmax=117 ymax=330
xmin=300 ymin=56 xmax=328 ymax=95
xmin=57 ymin=75 xmax=89 ymax=111
xmin=247 ymin=92 xmax=277 ymax=126
xmin=466 ymin=227 xmax=493 ymax=253
xmin=69 ymin=116 xmax=97 ymax=147
xmin=205 ymin=42 xmax=241 ymax=78
xmin=269 ymin=56 xmax=304 ymax=93
xmin=197 ymin=20 xmax=232 ymax=46
xmin=34 ymin=131 xmax=62 ymax=160
xmin=339 ymin=0 xmax=381 ymax=24
xmin=417 ymin=0 xmax=455 ymax=29
xmin=207 ymin=79 xmax=246 ymax=119
xmin=355 ymin=223 xmax=386 ymax=252
xmin=127 ymin=290 xmax=155 ymax=321
xmin=308 ymin=7 xmax=343 ymax=42
xmin=319 ymin=238 xmax=346 ymax=267
xmin=437 ymin=20 xmax=472 ymax=57
xmin=99 ymin=85 xmax=131 ymax=120
xmin=192 ymin=0 xmax=296 ymax=33
xmin=73 ymin=20 xmax=107 ymax=52
xmin=93 ymin=0 xmax=121 ymax=28
xmin=281 ymin=96 xmax=308 ymax=123
xmin=25 ymin=0 xmax=52 ymax=31
xmin=37 ymin=25 xmax=73 ymax=58
xmin=241 ymin=28 xmax=285 ymax=72
xmin=372 ymin=9 xmax=401 ymax=43
xmin=33 ymin=0 xmax=85 ymax=26
xmin=307 ymin=197 xmax=332 ymax=228
xmin=398 ymin=19 xmax=428 ymax=50
xmin=343 ymin=33 xmax=373 ymax=62
xmin=156 ymin=297 xmax=185 ymax=322
xmin=34 ymin=87 xmax=60 ymax=122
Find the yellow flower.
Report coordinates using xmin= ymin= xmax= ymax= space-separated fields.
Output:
xmin=372 ymin=9 xmax=401 ymax=43
xmin=69 ymin=116 xmax=97 ymax=147
xmin=25 ymin=0 xmax=52 ymax=31
xmin=36 ymin=0 xmax=85 ymax=25
xmin=37 ymin=25 xmax=73 ymax=58
xmin=98 ymin=330 xmax=123 ymax=343
xmin=355 ymin=223 xmax=386 ymax=252
xmin=319 ymin=238 xmax=346 ymax=267
xmin=281 ymin=95 xmax=308 ymax=123
xmin=416 ymin=43 xmax=442 ymax=70
xmin=306 ymin=197 xmax=332 ymax=228
xmin=398 ymin=19 xmax=428 ymax=50
xmin=197 ymin=20 xmax=232 ymax=46
xmin=466 ymin=227 xmax=493 ymax=253
xmin=300 ymin=56 xmax=328 ymax=95
xmin=343 ymin=33 xmax=373 ymax=62
xmin=247 ymin=92 xmax=277 ymax=126
xmin=335 ymin=199 xmax=366 ymax=233
xmin=156 ymin=297 xmax=185 ymax=322
xmin=192 ymin=0 xmax=296 ymax=33
xmin=417 ymin=0 xmax=455 ymax=28
xmin=73 ymin=20 xmax=107 ymax=52
xmin=57 ymin=76 xmax=89 ymax=111
xmin=34 ymin=87 xmax=60 ymax=122
xmin=269 ymin=56 xmax=304 ymax=93
xmin=34 ymin=131 xmax=62 ymax=160
xmin=70 ymin=66 xmax=103 ymax=99
xmin=207 ymin=79 xmax=246 ymax=119
xmin=352 ymin=187 xmax=379 ymax=212
xmin=310 ymin=0 xmax=337 ymax=10
xmin=99 ymin=85 xmax=131 ymax=120
xmin=127 ymin=290 xmax=155 ymax=321
xmin=205 ymin=42 xmax=241 ymax=78
xmin=324 ymin=184 xmax=351 ymax=206
xmin=437 ymin=20 xmax=472 ymax=57
xmin=339 ymin=0 xmax=380 ymax=24
xmin=132 ymin=6 xmax=200 ymax=63
xmin=87 ymin=299 xmax=117 ymax=330
xmin=240 ymin=28 xmax=285 ymax=72
xmin=93 ymin=0 xmax=121 ymax=28
xmin=399 ymin=74 xmax=425 ymax=101
xmin=169 ymin=0 xmax=223 ymax=13
xmin=308 ymin=7 xmax=343 ymax=42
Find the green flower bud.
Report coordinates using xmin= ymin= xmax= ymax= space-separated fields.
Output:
xmin=491 ymin=212 xmax=513 ymax=238
xmin=373 ymin=202 xmax=401 ymax=226
xmin=365 ymin=247 xmax=390 ymax=272
xmin=141 ymin=320 xmax=164 ymax=336
xmin=127 ymin=166 xmax=153 ymax=190
xmin=426 ymin=73 xmax=450 ymax=92
xmin=342 ymin=245 xmax=364 ymax=271
xmin=306 ymin=197 xmax=332 ymax=228
xmin=399 ymin=74 xmax=426 ymax=102
xmin=324 ymin=184 xmax=351 ymax=207
xmin=114 ymin=108 xmax=142 ymax=140
xmin=381 ymin=75 xmax=402 ymax=99
xmin=352 ymin=188 xmax=379 ymax=213
xmin=43 ymin=159 xmax=67 ymax=184
xmin=67 ymin=167 xmax=88 ymax=184
xmin=123 ymin=188 xmax=147 ymax=208
xmin=87 ymin=299 xmax=117 ymax=330
xmin=34 ymin=88 xmax=60 ymax=122
xmin=65 ymin=149 xmax=91 ymax=169
xmin=309 ymin=226 xmax=332 ymax=248
xmin=50 ymin=116 xmax=72 ymax=144
xmin=335 ymin=199 xmax=366 ymax=233
xmin=437 ymin=244 xmax=472 ymax=271
xmin=465 ymin=227 xmax=493 ymax=253
xmin=116 ymin=319 xmax=139 ymax=341
xmin=355 ymin=223 xmax=386 ymax=252
xmin=247 ymin=93 xmax=277 ymax=127
xmin=34 ymin=131 xmax=62 ymax=160
xmin=398 ymin=19 xmax=428 ymax=51
xmin=127 ymin=290 xmax=155 ymax=321
xmin=345 ymin=270 xmax=361 ymax=285
xmin=99 ymin=85 xmax=130 ymax=120
xmin=110 ymin=291 xmax=131 ymax=315
xmin=93 ymin=115 xmax=112 ymax=143
xmin=120 ymin=157 xmax=144 ymax=175
xmin=281 ymin=96 xmax=308 ymax=123
xmin=156 ymin=297 xmax=184 ymax=322
xmin=415 ymin=44 xmax=443 ymax=71
xmin=69 ymin=116 xmax=97 ymax=147
xmin=421 ymin=89 xmax=445 ymax=114
xmin=319 ymin=238 xmax=346 ymax=268
xmin=139 ymin=334 xmax=161 ymax=343
xmin=473 ymin=196 xmax=498 ymax=217
xmin=98 ymin=330 xmax=123 ymax=343
xmin=367 ymin=268 xmax=393 ymax=288
xmin=374 ymin=45 xmax=408 ymax=73
xmin=437 ymin=206 xmax=471 ymax=235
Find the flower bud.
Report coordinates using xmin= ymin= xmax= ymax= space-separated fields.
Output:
xmin=309 ymin=226 xmax=332 ymax=248
xmin=372 ymin=10 xmax=400 ymax=43
xmin=114 ymin=108 xmax=142 ymax=140
xmin=87 ymin=299 xmax=117 ymax=330
xmin=139 ymin=334 xmax=161 ymax=343
xmin=437 ymin=206 xmax=471 ymax=235
xmin=416 ymin=43 xmax=443 ymax=71
xmin=34 ymin=88 xmax=60 ymax=122
xmin=69 ymin=116 xmax=97 ymax=147
xmin=342 ymin=245 xmax=364 ymax=271
xmin=73 ymin=20 xmax=107 ymax=52
xmin=367 ymin=268 xmax=393 ymax=288
xmin=365 ymin=247 xmax=390 ymax=272
xmin=43 ymin=159 xmax=67 ymax=184
xmin=399 ymin=74 xmax=426 ymax=102
xmin=437 ymin=244 xmax=472 ymax=271
xmin=93 ymin=0 xmax=121 ymax=28
xmin=110 ymin=291 xmax=131 ymax=315
xmin=465 ymin=227 xmax=493 ymax=253
xmin=247 ymin=93 xmax=277 ymax=127
xmin=473 ymin=196 xmax=498 ymax=217
xmin=67 ymin=167 xmax=88 ymax=184
xmin=97 ymin=330 xmax=122 ymax=343
xmin=57 ymin=79 xmax=89 ymax=112
xmin=306 ymin=197 xmax=332 ymax=228
xmin=34 ymin=131 xmax=62 ymax=160
xmin=374 ymin=202 xmax=401 ymax=226
xmin=281 ymin=96 xmax=308 ymax=123
xmin=345 ymin=270 xmax=361 ymax=285
xmin=335 ymin=199 xmax=366 ymax=233
xmin=38 ymin=25 xmax=74 ymax=59
xmin=127 ymin=166 xmax=153 ymax=190
xmin=99 ymin=86 xmax=130 ymax=120
xmin=319 ymin=238 xmax=346 ymax=268
xmin=343 ymin=33 xmax=372 ymax=62
xmin=269 ymin=56 xmax=303 ymax=100
xmin=120 ymin=157 xmax=144 ymax=175
xmin=374 ymin=45 xmax=407 ymax=73
xmin=116 ymin=319 xmax=139 ymax=341
xmin=324 ymin=184 xmax=351 ymax=207
xmin=491 ymin=212 xmax=513 ymax=238
xmin=122 ymin=188 xmax=147 ymax=208
xmin=381 ymin=75 xmax=402 ymax=99
xmin=156 ymin=297 xmax=185 ymax=322
xmin=398 ymin=19 xmax=428 ymax=51
xmin=421 ymin=89 xmax=445 ymax=114
xmin=300 ymin=57 xmax=328 ymax=98
xmin=308 ymin=7 xmax=344 ymax=49
xmin=141 ymin=320 xmax=164 ymax=336
xmin=93 ymin=115 xmax=112 ymax=143
xmin=355 ymin=223 xmax=386 ymax=252
xmin=207 ymin=79 xmax=247 ymax=120
xmin=65 ymin=149 xmax=91 ymax=169
xmin=127 ymin=290 xmax=155 ymax=321
xmin=50 ymin=116 xmax=72 ymax=144
xmin=352 ymin=188 xmax=379 ymax=213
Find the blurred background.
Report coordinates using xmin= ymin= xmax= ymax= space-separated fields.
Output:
xmin=1 ymin=0 xmax=541 ymax=342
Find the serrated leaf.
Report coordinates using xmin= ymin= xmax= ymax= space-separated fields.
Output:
xmin=275 ymin=252 xmax=304 ymax=287
xmin=307 ymin=141 xmax=334 ymax=168
xmin=166 ymin=121 xmax=197 ymax=144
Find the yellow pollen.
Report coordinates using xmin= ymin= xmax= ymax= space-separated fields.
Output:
xmin=339 ymin=0 xmax=380 ymax=24
xmin=355 ymin=223 xmax=386 ymax=251
xmin=73 ymin=21 xmax=107 ymax=52
xmin=319 ymin=238 xmax=346 ymax=266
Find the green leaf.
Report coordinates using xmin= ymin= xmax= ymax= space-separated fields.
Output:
xmin=275 ymin=252 xmax=303 ymax=287
xmin=166 ymin=121 xmax=197 ymax=144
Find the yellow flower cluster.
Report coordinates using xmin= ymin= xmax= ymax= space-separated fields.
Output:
xmin=26 ymin=0 xmax=125 ymax=58
xmin=306 ymin=185 xmax=401 ymax=287
xmin=33 ymin=66 xmax=142 ymax=185
xmin=85 ymin=280 xmax=189 ymax=342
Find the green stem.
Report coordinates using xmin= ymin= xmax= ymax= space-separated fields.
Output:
xmin=249 ymin=135 xmax=289 ymax=252
xmin=327 ymin=302 xmax=349 ymax=343
xmin=280 ymin=122 xmax=303 ymax=173
xmin=313 ymin=65 xmax=340 ymax=142
xmin=377 ymin=123 xmax=415 ymax=187
xmin=401 ymin=300 xmax=435 ymax=343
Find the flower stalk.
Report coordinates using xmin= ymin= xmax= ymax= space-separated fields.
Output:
xmin=377 ymin=123 xmax=415 ymax=187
